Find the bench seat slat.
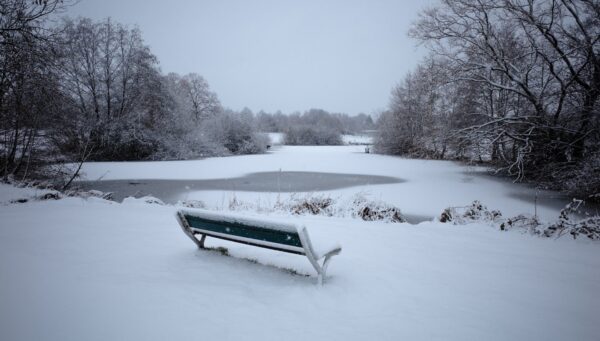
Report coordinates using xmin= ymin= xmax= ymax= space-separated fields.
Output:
xmin=189 ymin=228 xmax=306 ymax=255
xmin=184 ymin=214 xmax=304 ymax=249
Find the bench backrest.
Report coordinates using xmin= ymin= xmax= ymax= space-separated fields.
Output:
xmin=178 ymin=210 xmax=306 ymax=255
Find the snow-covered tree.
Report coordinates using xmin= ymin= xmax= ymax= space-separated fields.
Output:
xmin=377 ymin=0 xmax=600 ymax=199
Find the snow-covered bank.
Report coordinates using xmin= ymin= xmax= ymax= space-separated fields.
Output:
xmin=0 ymin=188 xmax=599 ymax=341
xmin=0 ymin=184 xmax=57 ymax=204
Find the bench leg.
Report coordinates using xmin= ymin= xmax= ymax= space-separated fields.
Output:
xmin=316 ymin=250 xmax=341 ymax=285
xmin=321 ymin=253 xmax=335 ymax=280
xmin=198 ymin=234 xmax=206 ymax=248
xmin=176 ymin=212 xmax=207 ymax=249
xmin=306 ymin=252 xmax=324 ymax=285
xmin=299 ymin=227 xmax=341 ymax=285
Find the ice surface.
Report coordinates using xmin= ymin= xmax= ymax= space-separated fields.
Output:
xmin=78 ymin=146 xmax=583 ymax=221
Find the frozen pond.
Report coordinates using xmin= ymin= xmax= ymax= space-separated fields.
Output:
xmin=79 ymin=171 xmax=403 ymax=202
xmin=78 ymin=145 xmax=598 ymax=223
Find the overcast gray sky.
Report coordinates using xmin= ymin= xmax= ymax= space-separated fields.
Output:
xmin=66 ymin=0 xmax=435 ymax=115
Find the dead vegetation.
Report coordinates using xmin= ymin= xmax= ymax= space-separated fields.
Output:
xmin=223 ymin=193 xmax=407 ymax=223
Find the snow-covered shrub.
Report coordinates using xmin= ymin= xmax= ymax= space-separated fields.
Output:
xmin=177 ymin=199 xmax=206 ymax=209
xmin=152 ymin=131 xmax=228 ymax=160
xmin=544 ymin=216 xmax=600 ymax=240
xmin=499 ymin=214 xmax=542 ymax=235
xmin=228 ymin=195 xmax=243 ymax=210
xmin=284 ymin=125 xmax=343 ymax=145
xmin=289 ymin=195 xmax=334 ymax=215
xmin=542 ymin=199 xmax=600 ymax=240
xmin=439 ymin=201 xmax=502 ymax=225
xmin=237 ymin=134 xmax=270 ymax=155
xmin=203 ymin=110 xmax=268 ymax=155
xmin=287 ymin=193 xmax=406 ymax=222
xmin=36 ymin=192 xmax=63 ymax=201
xmin=346 ymin=194 xmax=405 ymax=223
xmin=440 ymin=199 xmax=600 ymax=241
xmin=219 ymin=193 xmax=407 ymax=223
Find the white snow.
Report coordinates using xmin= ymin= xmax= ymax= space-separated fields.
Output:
xmin=0 ymin=192 xmax=598 ymax=340
xmin=122 ymin=196 xmax=165 ymax=206
xmin=267 ymin=132 xmax=284 ymax=145
xmin=0 ymin=183 xmax=56 ymax=204
xmin=1 ymin=146 xmax=599 ymax=340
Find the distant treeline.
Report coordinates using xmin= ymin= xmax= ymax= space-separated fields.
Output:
xmin=0 ymin=1 xmax=373 ymax=185
xmin=375 ymin=0 xmax=600 ymax=200
xmin=0 ymin=1 xmax=270 ymax=184
xmin=255 ymin=109 xmax=374 ymax=145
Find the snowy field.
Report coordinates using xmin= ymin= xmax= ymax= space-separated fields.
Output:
xmin=1 ymin=146 xmax=599 ymax=341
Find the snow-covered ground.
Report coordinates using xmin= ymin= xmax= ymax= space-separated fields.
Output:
xmin=0 ymin=184 xmax=599 ymax=341
xmin=1 ymin=146 xmax=599 ymax=340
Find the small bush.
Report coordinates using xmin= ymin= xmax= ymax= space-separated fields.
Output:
xmin=499 ymin=214 xmax=541 ymax=235
xmin=544 ymin=216 xmax=600 ymax=240
xmin=290 ymin=195 xmax=333 ymax=215
xmin=37 ymin=192 xmax=63 ymax=201
xmin=350 ymin=194 xmax=405 ymax=223
xmin=543 ymin=199 xmax=600 ymax=240
xmin=177 ymin=199 xmax=206 ymax=209
xmin=439 ymin=201 xmax=502 ymax=225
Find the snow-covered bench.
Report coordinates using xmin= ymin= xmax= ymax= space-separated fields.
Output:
xmin=176 ymin=209 xmax=342 ymax=284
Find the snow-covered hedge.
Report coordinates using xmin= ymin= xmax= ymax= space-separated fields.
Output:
xmin=225 ymin=193 xmax=406 ymax=223
xmin=439 ymin=199 xmax=600 ymax=240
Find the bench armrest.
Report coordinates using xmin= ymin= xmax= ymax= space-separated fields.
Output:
xmin=298 ymin=226 xmax=342 ymax=284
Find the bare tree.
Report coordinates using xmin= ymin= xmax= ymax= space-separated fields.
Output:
xmin=405 ymin=0 xmax=599 ymax=181
xmin=0 ymin=0 xmax=67 ymax=180
xmin=55 ymin=17 xmax=160 ymax=160
xmin=181 ymin=73 xmax=221 ymax=121
xmin=376 ymin=0 xmax=599 ymax=198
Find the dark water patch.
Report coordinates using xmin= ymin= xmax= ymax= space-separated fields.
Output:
xmin=77 ymin=171 xmax=404 ymax=203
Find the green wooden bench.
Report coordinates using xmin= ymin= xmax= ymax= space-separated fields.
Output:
xmin=176 ymin=209 xmax=342 ymax=284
